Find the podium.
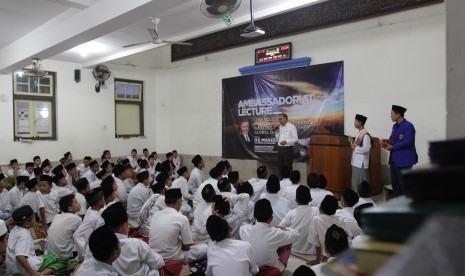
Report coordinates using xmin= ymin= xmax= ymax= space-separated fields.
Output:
xmin=309 ymin=131 xmax=381 ymax=199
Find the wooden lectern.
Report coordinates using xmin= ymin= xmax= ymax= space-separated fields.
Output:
xmin=309 ymin=129 xmax=381 ymax=199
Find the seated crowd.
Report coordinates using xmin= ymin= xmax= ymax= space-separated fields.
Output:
xmin=0 ymin=148 xmax=375 ymax=275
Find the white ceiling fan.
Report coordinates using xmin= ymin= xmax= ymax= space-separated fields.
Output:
xmin=122 ymin=17 xmax=193 ymax=48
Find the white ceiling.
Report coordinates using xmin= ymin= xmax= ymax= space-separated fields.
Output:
xmin=0 ymin=0 xmax=321 ymax=72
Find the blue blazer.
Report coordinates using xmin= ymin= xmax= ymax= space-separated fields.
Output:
xmin=389 ymin=118 xmax=418 ymax=167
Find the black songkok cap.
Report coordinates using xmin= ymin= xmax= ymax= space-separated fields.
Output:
xmin=355 ymin=114 xmax=367 ymax=125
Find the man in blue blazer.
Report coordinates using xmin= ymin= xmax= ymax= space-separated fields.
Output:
xmin=383 ymin=105 xmax=418 ymax=197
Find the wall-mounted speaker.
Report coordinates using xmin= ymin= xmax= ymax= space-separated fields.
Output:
xmin=74 ymin=69 xmax=81 ymax=83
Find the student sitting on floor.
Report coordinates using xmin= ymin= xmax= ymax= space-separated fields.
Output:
xmin=206 ymin=215 xmax=259 ymax=276
xmin=280 ymin=185 xmax=319 ymax=255
xmin=102 ymin=202 xmax=165 ymax=276
xmin=52 ymin=172 xmax=73 ymax=200
xmin=138 ymin=182 xmax=166 ymax=237
xmin=0 ymin=174 xmax=12 ymax=220
xmin=192 ymin=184 xmax=216 ymax=241
xmin=354 ymin=181 xmax=376 ymax=208
xmin=74 ymin=178 xmax=91 ymax=219
xmin=307 ymin=195 xmax=352 ymax=265
xmin=127 ymin=171 xmax=151 ymax=222
xmin=73 ymin=187 xmax=105 ymax=260
xmin=75 ymin=225 xmax=121 ymax=275
xmin=20 ymin=178 xmax=40 ymax=214
xmin=46 ymin=194 xmax=82 ymax=259
xmin=33 ymin=167 xmax=43 ymax=182
xmin=335 ymin=188 xmax=362 ymax=237
xmin=236 ymin=181 xmax=255 ymax=224
xmin=89 ymin=169 xmax=107 ymax=190
xmin=239 ymin=198 xmax=299 ymax=272
xmin=247 ymin=166 xmax=268 ymax=203
xmin=282 ymin=170 xmax=302 ymax=210
xmin=279 ymin=166 xmax=292 ymax=197
xmin=308 ymin=173 xmax=333 ymax=208
xmin=311 ymin=224 xmax=350 ymax=275
xmin=211 ymin=191 xmax=249 ymax=239
xmin=9 ymin=175 xmax=28 ymax=209
xmin=260 ymin=174 xmax=290 ymax=225
xmin=6 ymin=205 xmax=56 ymax=275
xmin=293 ymin=265 xmax=316 ymax=276
xmin=38 ymin=175 xmax=59 ymax=235
xmin=100 ymin=175 xmax=118 ymax=214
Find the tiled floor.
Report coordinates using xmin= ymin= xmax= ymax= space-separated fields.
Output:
xmin=283 ymin=254 xmax=314 ymax=275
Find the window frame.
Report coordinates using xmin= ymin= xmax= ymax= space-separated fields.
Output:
xmin=12 ymin=71 xmax=57 ymax=141
xmin=114 ymin=78 xmax=144 ymax=138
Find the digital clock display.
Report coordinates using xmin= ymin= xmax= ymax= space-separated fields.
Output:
xmin=255 ymin=42 xmax=292 ymax=65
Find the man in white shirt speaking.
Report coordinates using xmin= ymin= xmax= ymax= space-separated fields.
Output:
xmin=274 ymin=113 xmax=298 ymax=171
xmin=348 ymin=114 xmax=372 ymax=190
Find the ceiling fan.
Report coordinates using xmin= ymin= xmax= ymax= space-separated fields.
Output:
xmin=122 ymin=17 xmax=193 ymax=48
xmin=24 ymin=58 xmax=48 ymax=77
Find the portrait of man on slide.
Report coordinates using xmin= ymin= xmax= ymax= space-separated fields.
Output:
xmin=239 ymin=119 xmax=254 ymax=150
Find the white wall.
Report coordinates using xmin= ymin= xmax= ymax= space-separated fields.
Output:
xmin=0 ymin=60 xmax=157 ymax=164
xmin=153 ymin=4 xmax=446 ymax=165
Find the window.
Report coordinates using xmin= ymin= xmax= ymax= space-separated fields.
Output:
xmin=13 ymin=72 xmax=57 ymax=140
xmin=114 ymin=78 xmax=144 ymax=137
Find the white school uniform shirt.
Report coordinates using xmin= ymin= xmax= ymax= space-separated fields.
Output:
xmin=38 ymin=191 xmax=59 ymax=223
xmin=66 ymin=174 xmax=78 ymax=193
xmin=283 ymin=184 xmax=300 ymax=209
xmin=20 ymin=171 xmax=35 ymax=179
xmin=90 ymin=179 xmax=103 ymax=190
xmin=311 ymin=256 xmax=336 ymax=276
xmin=206 ymin=238 xmax=259 ymax=276
xmin=19 ymin=191 xmax=40 ymax=213
xmin=78 ymin=164 xmax=90 ymax=177
xmin=52 ymin=185 xmax=74 ymax=202
xmin=73 ymin=209 xmax=105 ymax=258
xmin=239 ymin=222 xmax=299 ymax=272
xmin=83 ymin=170 xmax=97 ymax=184
xmin=275 ymin=122 xmax=298 ymax=147
xmin=75 ymin=192 xmax=88 ymax=216
xmin=114 ymin=176 xmax=129 ymax=203
xmin=6 ymin=226 xmax=43 ymax=275
xmin=310 ymin=188 xmax=334 ymax=208
xmin=279 ymin=178 xmax=292 ymax=196
xmin=127 ymin=156 xmax=139 ymax=170
xmin=351 ymin=130 xmax=371 ymax=168
xmin=192 ymin=202 xmax=212 ymax=241
xmin=245 ymin=201 xmax=255 ymax=224
xmin=0 ymin=188 xmax=11 ymax=212
xmin=149 ymin=207 xmax=193 ymax=260
xmin=354 ymin=197 xmax=376 ymax=208
xmin=280 ymin=205 xmax=319 ymax=255
xmin=308 ymin=214 xmax=353 ymax=257
xmin=260 ymin=193 xmax=290 ymax=226
xmin=8 ymin=186 xmax=26 ymax=208
xmin=188 ymin=167 xmax=204 ymax=195
xmin=46 ymin=212 xmax=82 ymax=258
xmin=6 ymin=168 xmax=24 ymax=177
xmin=138 ymin=193 xmax=163 ymax=237
xmin=223 ymin=193 xmax=250 ymax=238
xmin=172 ymin=176 xmax=194 ymax=203
xmin=124 ymin=178 xmax=135 ymax=193
xmin=75 ymin=257 xmax=118 ymax=276
xmin=193 ymin=178 xmax=219 ymax=209
xmin=113 ymin=233 xmax=165 ymax=276
xmin=247 ymin=178 xmax=267 ymax=203
xmin=127 ymin=183 xmax=151 ymax=220
xmin=335 ymin=208 xmax=363 ymax=237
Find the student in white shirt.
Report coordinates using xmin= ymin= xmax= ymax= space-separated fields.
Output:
xmin=38 ymin=175 xmax=58 ymax=233
xmin=141 ymin=148 xmax=150 ymax=161
xmin=0 ymin=219 xmax=9 ymax=255
xmin=310 ymin=224 xmax=350 ymax=276
xmin=64 ymin=151 xmax=74 ymax=164
xmin=282 ymin=170 xmax=301 ymax=209
xmin=212 ymin=191 xmax=250 ymax=239
xmin=20 ymin=162 xmax=35 ymax=179
xmin=6 ymin=206 xmax=54 ymax=276
xmin=100 ymin=160 xmax=113 ymax=175
xmin=348 ymin=114 xmax=372 ymax=190
xmin=307 ymin=195 xmax=352 ymax=265
xmin=90 ymin=169 xmax=107 ymax=190
xmin=171 ymin=166 xmax=193 ymax=215
xmin=206 ymin=215 xmax=259 ymax=276
xmin=279 ymin=166 xmax=292 ymax=196
xmin=75 ymin=225 xmax=120 ymax=276
xmin=33 ymin=167 xmax=43 ymax=182
xmin=41 ymin=159 xmax=53 ymax=176
xmin=6 ymin=159 xmax=24 ymax=179
xmin=260 ymin=175 xmax=290 ymax=225
xmin=279 ymin=185 xmax=319 ymax=255
xmin=46 ymin=194 xmax=82 ymax=258
xmin=0 ymin=174 xmax=12 ymax=220
xmin=73 ymin=187 xmax=106 ymax=259
xmin=239 ymin=199 xmax=299 ymax=272
xmin=127 ymin=171 xmax=151 ymax=221
xmin=102 ymin=202 xmax=165 ymax=276
xmin=247 ymin=166 xmax=268 ymax=203
xmin=33 ymin=156 xmax=42 ymax=168
xmin=51 ymin=172 xmax=73 ymax=201
xmin=138 ymin=182 xmax=166 ymax=237
xmin=354 ymin=180 xmax=376 ymax=208
xmin=172 ymin=150 xmax=181 ymax=172
xmin=352 ymin=202 xmax=375 ymax=247
xmin=78 ymin=156 xmax=92 ymax=178
xmin=65 ymin=162 xmax=79 ymax=192
xmin=127 ymin=149 xmax=139 ymax=170
xmin=83 ymin=160 xmax=99 ymax=184
xmin=112 ymin=164 xmax=129 ymax=205
xmin=150 ymin=188 xmax=207 ymax=262
xmin=308 ymin=173 xmax=333 ymax=208
xmin=147 ymin=154 xmax=157 ymax=179
xmin=19 ymin=178 xmax=40 ymax=214
xmin=228 ymin=171 xmax=241 ymax=191
xmin=9 ymin=175 xmax=28 ymax=209
xmin=192 ymin=184 xmax=217 ymax=241
xmin=74 ymin=178 xmax=91 ymax=218
xmin=236 ymin=181 xmax=255 ymax=224
xmin=193 ymin=166 xmax=222 ymax=209
xmin=188 ymin=154 xmax=205 ymax=195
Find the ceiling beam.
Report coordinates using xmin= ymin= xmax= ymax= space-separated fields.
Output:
xmin=41 ymin=0 xmax=91 ymax=10
xmin=0 ymin=0 xmax=166 ymax=72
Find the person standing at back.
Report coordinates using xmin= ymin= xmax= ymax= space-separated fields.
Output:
xmin=348 ymin=114 xmax=372 ymax=191
xmin=274 ymin=113 xmax=298 ymax=170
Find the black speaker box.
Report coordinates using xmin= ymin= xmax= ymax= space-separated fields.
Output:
xmin=74 ymin=69 xmax=81 ymax=83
